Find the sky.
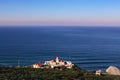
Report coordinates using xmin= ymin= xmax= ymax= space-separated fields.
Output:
xmin=0 ymin=0 xmax=120 ymax=26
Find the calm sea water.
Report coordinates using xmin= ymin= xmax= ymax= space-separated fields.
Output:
xmin=0 ymin=26 xmax=120 ymax=71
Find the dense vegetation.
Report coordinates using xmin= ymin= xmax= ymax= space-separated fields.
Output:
xmin=0 ymin=65 xmax=120 ymax=80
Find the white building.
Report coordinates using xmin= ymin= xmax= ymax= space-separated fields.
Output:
xmin=96 ymin=70 xmax=102 ymax=76
xmin=32 ymin=62 xmax=43 ymax=68
xmin=44 ymin=56 xmax=74 ymax=69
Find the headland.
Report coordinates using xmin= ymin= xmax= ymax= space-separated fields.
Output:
xmin=0 ymin=56 xmax=120 ymax=80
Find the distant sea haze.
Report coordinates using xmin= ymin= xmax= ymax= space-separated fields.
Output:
xmin=0 ymin=26 xmax=120 ymax=71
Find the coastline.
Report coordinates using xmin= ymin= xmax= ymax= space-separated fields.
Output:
xmin=0 ymin=56 xmax=120 ymax=80
xmin=0 ymin=65 xmax=120 ymax=80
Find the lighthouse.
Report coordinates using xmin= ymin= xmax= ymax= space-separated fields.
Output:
xmin=56 ymin=56 xmax=59 ymax=63
xmin=43 ymin=56 xmax=74 ymax=69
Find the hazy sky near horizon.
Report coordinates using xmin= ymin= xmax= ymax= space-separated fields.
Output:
xmin=0 ymin=0 xmax=120 ymax=26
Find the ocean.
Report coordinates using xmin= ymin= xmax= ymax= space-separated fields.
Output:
xmin=0 ymin=26 xmax=120 ymax=71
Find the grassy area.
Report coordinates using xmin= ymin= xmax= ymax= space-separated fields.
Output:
xmin=0 ymin=65 xmax=120 ymax=80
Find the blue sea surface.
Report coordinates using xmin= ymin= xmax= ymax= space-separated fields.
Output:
xmin=0 ymin=26 xmax=120 ymax=71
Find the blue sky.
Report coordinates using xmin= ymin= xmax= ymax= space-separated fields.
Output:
xmin=0 ymin=0 xmax=120 ymax=26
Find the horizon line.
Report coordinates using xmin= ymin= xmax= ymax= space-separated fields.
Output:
xmin=0 ymin=25 xmax=120 ymax=27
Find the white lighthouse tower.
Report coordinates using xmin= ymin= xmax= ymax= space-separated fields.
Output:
xmin=56 ymin=56 xmax=59 ymax=63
